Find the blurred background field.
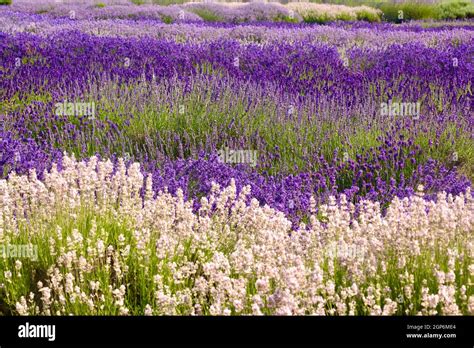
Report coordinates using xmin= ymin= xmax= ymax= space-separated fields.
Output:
xmin=1 ymin=0 xmax=473 ymax=22
xmin=125 ymin=0 xmax=474 ymax=22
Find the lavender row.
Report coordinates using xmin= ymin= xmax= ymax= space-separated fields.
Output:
xmin=1 ymin=11 xmax=474 ymax=49
xmin=1 ymin=30 xmax=472 ymax=111
xmin=1 ymin=130 xmax=469 ymax=228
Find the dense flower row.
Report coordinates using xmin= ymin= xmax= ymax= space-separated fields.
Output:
xmin=0 ymin=129 xmax=62 ymax=179
xmin=0 ymin=155 xmax=472 ymax=315
xmin=2 ymin=71 xmax=471 ymax=226
xmin=1 ymin=133 xmax=469 ymax=228
xmin=4 ymin=1 xmax=296 ymax=23
xmin=1 ymin=10 xmax=474 ymax=47
xmin=1 ymin=25 xmax=471 ymax=226
xmin=1 ymin=30 xmax=472 ymax=108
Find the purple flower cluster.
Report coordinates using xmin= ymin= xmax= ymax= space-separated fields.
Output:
xmin=4 ymin=1 xmax=202 ymax=22
xmin=0 ymin=127 xmax=469 ymax=227
xmin=1 ymin=30 xmax=472 ymax=113
xmin=0 ymin=129 xmax=62 ymax=179
xmin=0 ymin=13 xmax=472 ymax=226
xmin=138 ymin=130 xmax=469 ymax=227
xmin=3 ymin=1 xmax=300 ymax=23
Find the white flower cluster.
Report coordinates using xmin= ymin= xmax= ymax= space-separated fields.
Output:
xmin=0 ymin=155 xmax=472 ymax=316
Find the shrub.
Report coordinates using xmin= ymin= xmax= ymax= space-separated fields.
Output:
xmin=356 ymin=7 xmax=382 ymax=22
xmin=152 ymin=0 xmax=188 ymax=4
xmin=0 ymin=0 xmax=12 ymax=5
xmin=95 ymin=2 xmax=106 ymax=9
xmin=274 ymin=13 xmax=301 ymax=23
xmin=437 ymin=0 xmax=474 ymax=20
xmin=161 ymin=14 xmax=173 ymax=24
xmin=336 ymin=12 xmax=356 ymax=21
xmin=287 ymin=3 xmax=380 ymax=23
xmin=378 ymin=2 xmax=437 ymax=23
xmin=189 ymin=8 xmax=222 ymax=22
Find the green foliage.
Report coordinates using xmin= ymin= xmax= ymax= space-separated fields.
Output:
xmin=301 ymin=12 xmax=332 ymax=24
xmin=161 ymin=15 xmax=173 ymax=24
xmin=356 ymin=8 xmax=382 ymax=22
xmin=306 ymin=0 xmax=474 ymax=22
xmin=336 ymin=12 xmax=356 ymax=21
xmin=188 ymin=8 xmax=222 ymax=22
xmin=0 ymin=0 xmax=12 ymax=5
xmin=378 ymin=2 xmax=437 ymax=23
xmin=299 ymin=8 xmax=381 ymax=24
xmin=151 ymin=0 xmax=190 ymax=4
xmin=277 ymin=15 xmax=301 ymax=23
xmin=437 ymin=0 xmax=474 ymax=19
xmin=95 ymin=2 xmax=106 ymax=8
xmin=272 ymin=13 xmax=301 ymax=24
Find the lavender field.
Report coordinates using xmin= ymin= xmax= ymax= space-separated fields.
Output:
xmin=0 ymin=0 xmax=473 ymax=316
